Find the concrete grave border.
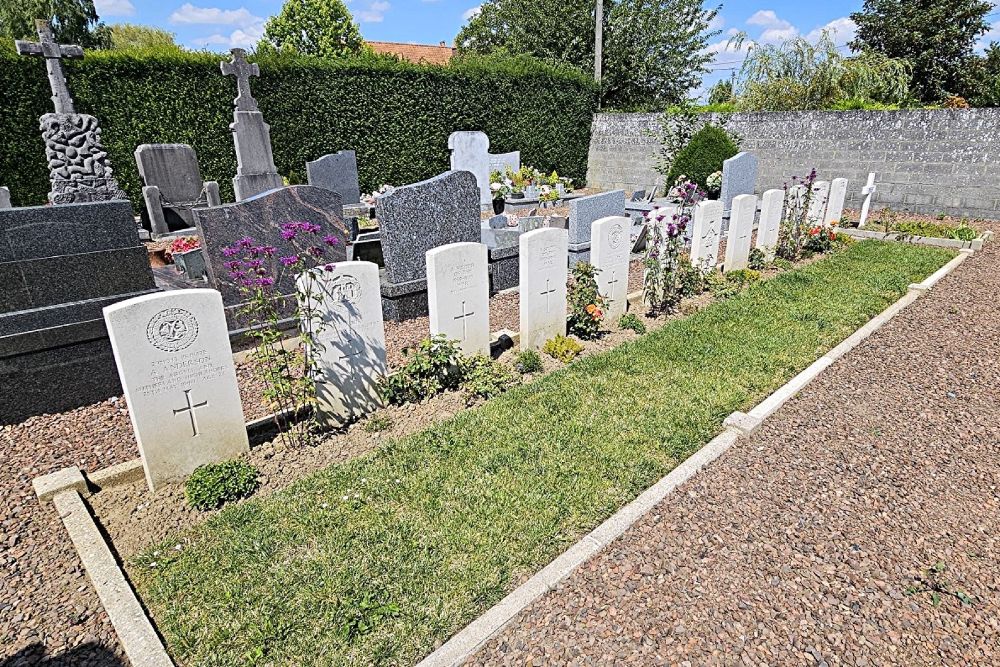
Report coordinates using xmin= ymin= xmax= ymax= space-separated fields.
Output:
xmin=836 ymin=226 xmax=992 ymax=251
xmin=34 ymin=246 xmax=975 ymax=667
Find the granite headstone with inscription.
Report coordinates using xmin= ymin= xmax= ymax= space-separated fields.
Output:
xmin=135 ymin=143 xmax=221 ymax=236
xmin=720 ymin=152 xmax=758 ymax=213
xmin=306 ymin=150 xmax=361 ymax=205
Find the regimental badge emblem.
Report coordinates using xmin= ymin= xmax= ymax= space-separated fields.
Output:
xmin=609 ymin=224 xmax=625 ymax=250
xmin=328 ymin=274 xmax=362 ymax=305
xmin=146 ymin=308 xmax=199 ymax=352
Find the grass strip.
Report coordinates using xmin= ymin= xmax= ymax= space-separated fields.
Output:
xmin=132 ymin=241 xmax=954 ymax=666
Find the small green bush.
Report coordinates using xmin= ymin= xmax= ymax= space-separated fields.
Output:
xmin=514 ymin=349 xmax=544 ymax=373
xmin=380 ymin=335 xmax=462 ymax=405
xmin=707 ymin=269 xmax=761 ymax=300
xmin=542 ymin=335 xmax=583 ymax=362
xmin=667 ymin=125 xmax=739 ymax=192
xmin=676 ymin=256 xmax=708 ymax=297
xmin=185 ymin=460 xmax=259 ymax=511
xmin=748 ymin=247 xmax=767 ymax=270
xmin=566 ymin=262 xmax=606 ymax=339
xmin=894 ymin=219 xmax=979 ymax=241
xmin=618 ymin=313 xmax=647 ymax=334
xmin=460 ymin=355 xmax=520 ymax=404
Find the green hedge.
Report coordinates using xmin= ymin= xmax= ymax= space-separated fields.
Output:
xmin=0 ymin=48 xmax=598 ymax=208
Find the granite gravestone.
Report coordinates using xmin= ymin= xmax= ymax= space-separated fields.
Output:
xmin=1 ymin=201 xmax=158 ymax=423
xmin=16 ymin=20 xmax=127 ymax=204
xmin=825 ymin=178 xmax=848 ymax=226
xmin=724 ymin=194 xmax=757 ymax=272
xmin=858 ymin=173 xmax=877 ymax=227
xmin=689 ymin=200 xmax=723 ymax=271
xmin=449 ymin=131 xmax=491 ymax=207
xmin=222 ymin=48 xmax=283 ymax=201
xmin=104 ymin=289 xmax=248 ymax=491
xmin=808 ymin=181 xmax=830 ymax=225
xmin=720 ymin=152 xmax=758 ymax=213
xmin=135 ymin=144 xmax=221 ymax=236
xmin=519 ymin=227 xmax=568 ymax=351
xmin=193 ymin=186 xmax=348 ymax=319
xmin=306 ymin=150 xmax=361 ymax=205
xmin=567 ymin=189 xmax=626 ymax=265
xmin=591 ymin=216 xmax=631 ymax=321
xmin=426 ymin=242 xmax=490 ymax=356
xmin=755 ymin=188 xmax=784 ymax=261
xmin=300 ymin=261 xmax=387 ymax=429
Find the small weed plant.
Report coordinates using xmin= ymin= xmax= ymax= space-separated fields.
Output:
xmin=566 ymin=262 xmax=606 ymax=339
xmin=542 ymin=335 xmax=583 ymax=362
xmin=619 ymin=313 xmax=647 ymax=334
xmin=514 ymin=349 xmax=544 ymax=373
xmin=185 ymin=460 xmax=260 ymax=511
xmin=460 ymin=355 xmax=520 ymax=404
xmin=380 ymin=335 xmax=462 ymax=405
xmin=904 ymin=561 xmax=976 ymax=607
xmin=707 ymin=269 xmax=761 ymax=300
xmin=362 ymin=414 xmax=394 ymax=433
xmin=335 ymin=592 xmax=400 ymax=642
xmin=748 ymin=247 xmax=767 ymax=270
xmin=776 ymin=169 xmax=817 ymax=261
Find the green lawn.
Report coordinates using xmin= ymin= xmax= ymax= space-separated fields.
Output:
xmin=133 ymin=241 xmax=954 ymax=667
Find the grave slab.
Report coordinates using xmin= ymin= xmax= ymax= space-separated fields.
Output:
xmin=720 ymin=152 xmax=758 ymax=213
xmin=756 ymin=188 xmax=784 ymax=261
xmin=808 ymin=180 xmax=830 ymax=225
xmin=689 ymin=200 xmax=723 ymax=271
xmin=826 ymin=177 xmax=849 ymax=226
xmin=519 ymin=228 xmax=568 ymax=351
xmin=135 ymin=143 xmax=220 ymax=235
xmin=427 ymin=242 xmax=490 ymax=356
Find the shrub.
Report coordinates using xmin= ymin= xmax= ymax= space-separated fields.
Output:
xmin=666 ymin=125 xmax=739 ymax=192
xmin=185 ymin=460 xmax=260 ymax=511
xmin=514 ymin=349 xmax=544 ymax=373
xmin=380 ymin=335 xmax=463 ymax=405
xmin=803 ymin=226 xmax=838 ymax=254
xmin=707 ymin=269 xmax=761 ymax=299
xmin=676 ymin=255 xmax=708 ymax=297
xmin=619 ymin=313 xmax=647 ymax=334
xmin=460 ymin=355 xmax=520 ymax=404
xmin=566 ymin=262 xmax=606 ymax=339
xmin=542 ymin=335 xmax=583 ymax=362
xmin=747 ymin=247 xmax=767 ymax=270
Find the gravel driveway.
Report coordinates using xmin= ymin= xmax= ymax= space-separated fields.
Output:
xmin=467 ymin=241 xmax=1000 ymax=666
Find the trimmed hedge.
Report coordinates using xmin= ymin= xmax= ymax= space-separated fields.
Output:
xmin=0 ymin=48 xmax=598 ymax=208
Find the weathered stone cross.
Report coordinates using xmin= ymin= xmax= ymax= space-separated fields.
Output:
xmin=15 ymin=20 xmax=83 ymax=115
xmin=172 ymin=389 xmax=209 ymax=437
xmin=540 ymin=278 xmax=557 ymax=313
xmin=453 ymin=300 xmax=475 ymax=339
xmin=221 ymin=48 xmax=260 ymax=112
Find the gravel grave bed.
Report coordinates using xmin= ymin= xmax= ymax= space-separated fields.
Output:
xmin=466 ymin=235 xmax=1000 ymax=666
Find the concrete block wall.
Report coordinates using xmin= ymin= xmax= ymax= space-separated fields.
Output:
xmin=586 ymin=109 xmax=1000 ymax=220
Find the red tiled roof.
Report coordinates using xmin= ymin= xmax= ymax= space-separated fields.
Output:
xmin=368 ymin=40 xmax=454 ymax=65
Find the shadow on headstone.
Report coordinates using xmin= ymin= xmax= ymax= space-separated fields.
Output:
xmin=1 ymin=641 xmax=126 ymax=667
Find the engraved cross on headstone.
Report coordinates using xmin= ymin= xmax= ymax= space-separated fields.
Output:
xmin=15 ymin=20 xmax=84 ymax=115
xmin=172 ymin=389 xmax=209 ymax=437
xmin=221 ymin=48 xmax=260 ymax=112
xmin=453 ymin=300 xmax=475 ymax=339
xmin=540 ymin=278 xmax=557 ymax=313
xmin=335 ymin=304 xmax=364 ymax=364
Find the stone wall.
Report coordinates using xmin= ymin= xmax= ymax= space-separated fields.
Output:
xmin=587 ymin=109 xmax=1000 ymax=220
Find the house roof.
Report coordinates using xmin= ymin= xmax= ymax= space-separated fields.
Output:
xmin=368 ymin=40 xmax=454 ymax=65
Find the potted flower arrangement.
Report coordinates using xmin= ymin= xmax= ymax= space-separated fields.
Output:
xmin=706 ymin=170 xmax=723 ymax=197
xmin=490 ymin=169 xmax=513 ymax=214
xmin=166 ymin=235 xmax=206 ymax=281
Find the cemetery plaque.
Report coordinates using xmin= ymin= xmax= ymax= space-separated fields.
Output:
xmin=724 ymin=194 xmax=757 ymax=272
xmin=426 ymin=242 xmax=490 ymax=356
xmin=103 ymin=289 xmax=248 ymax=491
xmin=449 ymin=131 xmax=491 ymax=207
xmin=826 ymin=177 xmax=849 ymax=226
xmin=306 ymin=150 xmax=361 ymax=205
xmin=689 ymin=200 xmax=723 ymax=271
xmin=591 ymin=216 xmax=631 ymax=321
xmin=720 ymin=152 xmax=758 ymax=212
xmin=519 ymin=227 xmax=568 ymax=351
xmin=755 ymin=189 xmax=784 ymax=261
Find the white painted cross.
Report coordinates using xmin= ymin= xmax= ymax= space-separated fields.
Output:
xmin=858 ymin=172 xmax=878 ymax=227
xmin=454 ymin=301 xmax=475 ymax=338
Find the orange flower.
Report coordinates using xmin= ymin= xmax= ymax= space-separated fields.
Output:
xmin=586 ymin=304 xmax=596 ymax=314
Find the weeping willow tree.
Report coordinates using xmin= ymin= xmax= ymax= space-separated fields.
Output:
xmin=728 ymin=31 xmax=911 ymax=111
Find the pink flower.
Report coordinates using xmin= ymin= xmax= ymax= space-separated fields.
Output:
xmin=279 ymin=255 xmax=299 ymax=267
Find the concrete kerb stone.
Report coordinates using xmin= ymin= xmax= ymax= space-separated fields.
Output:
xmin=722 ymin=411 xmax=763 ymax=436
xmin=87 ymin=459 xmax=146 ymax=490
xmin=33 ymin=467 xmax=88 ymax=501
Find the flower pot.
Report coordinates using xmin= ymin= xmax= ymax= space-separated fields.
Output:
xmin=492 ymin=198 xmax=506 ymax=215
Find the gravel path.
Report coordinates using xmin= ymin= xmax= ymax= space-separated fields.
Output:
xmin=467 ymin=242 xmax=1000 ymax=665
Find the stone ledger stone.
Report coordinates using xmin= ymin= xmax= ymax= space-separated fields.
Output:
xmin=724 ymin=194 xmax=757 ymax=272
xmin=755 ymin=188 xmax=784 ymax=260
xmin=426 ymin=242 xmax=490 ymax=356
xmin=591 ymin=216 xmax=631 ymax=321
xmin=306 ymin=150 xmax=361 ymax=205
xmin=103 ymin=289 xmax=248 ymax=491
xmin=720 ymin=152 xmax=758 ymax=213
xmin=826 ymin=177 xmax=849 ymax=226
xmin=449 ymin=131 xmax=491 ymax=207
xmin=519 ymin=227 xmax=568 ymax=351
xmin=690 ymin=200 xmax=723 ymax=271
xmin=301 ymin=261 xmax=387 ymax=428
xmin=135 ymin=143 xmax=220 ymax=235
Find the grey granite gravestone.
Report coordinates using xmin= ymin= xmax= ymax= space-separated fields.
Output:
xmin=720 ymin=152 xmax=758 ymax=213
xmin=566 ymin=190 xmax=625 ymax=265
xmin=135 ymin=144 xmax=221 ymax=236
xmin=307 ymin=150 xmax=361 ymax=205
xmin=193 ymin=185 xmax=349 ymax=326
xmin=0 ymin=201 xmax=158 ymax=423
xmin=221 ymin=48 xmax=283 ymax=201
xmin=375 ymin=170 xmax=480 ymax=320
xmin=16 ymin=20 xmax=127 ymax=205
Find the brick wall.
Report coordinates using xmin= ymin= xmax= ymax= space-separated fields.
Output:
xmin=586 ymin=109 xmax=1000 ymax=220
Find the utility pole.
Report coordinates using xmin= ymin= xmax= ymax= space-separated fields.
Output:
xmin=594 ymin=0 xmax=603 ymax=84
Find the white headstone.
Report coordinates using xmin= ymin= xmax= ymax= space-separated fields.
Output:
xmin=808 ymin=180 xmax=830 ymax=225
xmin=858 ymin=172 xmax=877 ymax=227
xmin=591 ymin=216 xmax=631 ymax=321
xmin=825 ymin=178 xmax=848 ymax=226
xmin=103 ymin=289 xmax=248 ymax=491
xmin=299 ymin=261 xmax=387 ymax=429
xmin=448 ymin=131 xmax=491 ymax=208
xmin=724 ymin=194 xmax=757 ymax=273
xmin=755 ymin=188 xmax=784 ymax=261
xmin=689 ymin=200 xmax=723 ymax=271
xmin=519 ymin=227 xmax=568 ymax=351
xmin=426 ymin=242 xmax=490 ymax=356
xmin=489 ymin=151 xmax=520 ymax=174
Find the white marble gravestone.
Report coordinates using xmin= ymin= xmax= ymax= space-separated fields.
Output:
xmin=825 ymin=178 xmax=848 ymax=226
xmin=858 ymin=173 xmax=877 ymax=227
xmin=808 ymin=180 xmax=830 ymax=225
xmin=689 ymin=200 xmax=723 ymax=271
xmin=103 ymin=289 xmax=248 ymax=491
xmin=724 ymin=194 xmax=757 ymax=272
xmin=449 ymin=131 xmax=491 ymax=208
xmin=426 ymin=242 xmax=490 ymax=356
xmin=755 ymin=188 xmax=784 ymax=261
xmin=519 ymin=227 xmax=568 ymax=351
xmin=299 ymin=261 xmax=387 ymax=429
xmin=591 ymin=216 xmax=631 ymax=321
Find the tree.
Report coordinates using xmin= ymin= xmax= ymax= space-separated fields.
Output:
xmin=108 ymin=23 xmax=182 ymax=51
xmin=707 ymin=78 xmax=733 ymax=105
xmin=456 ymin=0 xmax=720 ymax=110
xmin=0 ymin=0 xmax=110 ymax=48
xmin=965 ymin=42 xmax=1000 ymax=106
xmin=850 ymin=0 xmax=992 ymax=102
xmin=258 ymin=0 xmax=366 ymax=58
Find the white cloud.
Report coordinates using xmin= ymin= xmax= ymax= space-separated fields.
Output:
xmin=95 ymin=0 xmax=135 ymax=17
xmin=707 ymin=14 xmax=725 ymax=32
xmin=806 ymin=17 xmax=857 ymax=44
xmin=462 ymin=5 xmax=482 ymax=20
xmin=169 ymin=3 xmax=264 ymax=28
xmin=190 ymin=23 xmax=264 ymax=49
xmin=746 ymin=9 xmax=798 ymax=43
xmin=356 ymin=0 xmax=390 ymax=22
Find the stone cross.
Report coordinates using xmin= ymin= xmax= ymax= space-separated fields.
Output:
xmin=172 ymin=389 xmax=209 ymax=437
xmin=221 ymin=48 xmax=260 ymax=112
xmin=541 ymin=278 xmax=557 ymax=313
xmin=858 ymin=172 xmax=878 ymax=227
xmin=16 ymin=20 xmax=83 ymax=115
xmin=453 ymin=300 xmax=475 ymax=339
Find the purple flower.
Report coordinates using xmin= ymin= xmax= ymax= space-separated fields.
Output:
xmin=256 ymin=277 xmax=275 ymax=287
xmin=238 ymin=237 xmax=255 ymax=248
xmin=280 ymin=229 xmax=296 ymax=241
xmin=323 ymin=263 xmax=335 ymax=272
xmin=323 ymin=235 xmax=339 ymax=246
xmin=222 ymin=247 xmax=239 ymax=257
xmin=308 ymin=245 xmax=323 ymax=258
xmin=223 ymin=260 xmax=241 ymax=270
xmin=246 ymin=259 xmax=264 ymax=269
xmin=240 ymin=278 xmax=254 ymax=287
xmin=262 ymin=245 xmax=278 ymax=256
xmin=279 ymin=255 xmax=299 ymax=267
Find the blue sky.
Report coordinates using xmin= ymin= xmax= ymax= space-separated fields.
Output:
xmin=94 ymin=0 xmax=1000 ymax=96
